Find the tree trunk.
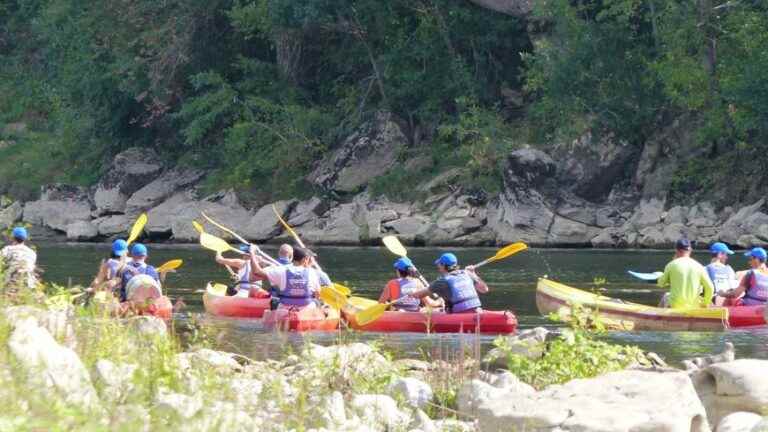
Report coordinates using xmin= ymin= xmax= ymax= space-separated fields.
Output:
xmin=275 ymin=28 xmax=303 ymax=85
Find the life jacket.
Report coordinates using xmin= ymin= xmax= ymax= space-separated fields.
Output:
xmin=235 ymin=261 xmax=258 ymax=290
xmin=389 ymin=278 xmax=421 ymax=312
xmin=743 ymin=270 xmax=768 ymax=305
xmin=706 ymin=263 xmax=736 ymax=294
xmin=279 ymin=266 xmax=314 ymax=307
xmin=443 ymin=270 xmax=481 ymax=313
xmin=278 ymin=257 xmax=291 ymax=265
xmin=120 ymin=262 xmax=159 ymax=302
xmin=106 ymin=258 xmax=125 ymax=280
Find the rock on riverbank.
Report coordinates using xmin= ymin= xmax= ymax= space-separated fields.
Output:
xmin=10 ymin=113 xmax=768 ymax=248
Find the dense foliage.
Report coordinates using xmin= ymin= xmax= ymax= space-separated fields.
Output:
xmin=1 ymin=0 xmax=768 ymax=202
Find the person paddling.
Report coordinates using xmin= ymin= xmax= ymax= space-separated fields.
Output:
xmin=706 ymin=242 xmax=738 ymax=306
xmin=379 ymin=257 xmax=443 ymax=311
xmin=119 ymin=243 xmax=160 ymax=302
xmin=0 ymin=226 xmax=38 ymax=291
xmin=250 ymin=246 xmax=322 ymax=309
xmin=657 ymin=239 xmax=713 ymax=308
xmin=91 ymin=239 xmax=128 ymax=294
xmin=277 ymin=244 xmax=293 ymax=265
xmin=215 ymin=245 xmax=269 ymax=298
xmin=722 ymin=247 xmax=768 ymax=306
xmin=409 ymin=253 xmax=488 ymax=314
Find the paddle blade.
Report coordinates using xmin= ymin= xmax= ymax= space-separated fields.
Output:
xmin=382 ymin=235 xmax=407 ymax=257
xmin=127 ymin=213 xmax=148 ymax=245
xmin=488 ymin=242 xmax=527 ymax=264
xmin=273 ymin=204 xmax=304 ymax=248
xmin=319 ymin=286 xmax=347 ymax=310
xmin=192 ymin=221 xmax=204 ymax=234
xmin=207 ymin=283 xmax=228 ymax=296
xmin=628 ymin=271 xmax=663 ymax=282
xmin=333 ymin=283 xmax=352 ymax=296
xmin=348 ymin=296 xmax=378 ymax=310
xmin=355 ymin=302 xmax=390 ymax=326
xmin=200 ymin=232 xmax=238 ymax=254
xmin=157 ymin=259 xmax=183 ymax=273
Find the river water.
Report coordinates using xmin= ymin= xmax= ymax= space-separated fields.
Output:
xmin=37 ymin=243 xmax=768 ymax=364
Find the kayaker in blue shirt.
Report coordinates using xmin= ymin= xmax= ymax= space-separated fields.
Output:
xmin=119 ymin=243 xmax=160 ymax=302
xmin=706 ymin=242 xmax=738 ymax=306
xmin=410 ymin=253 xmax=488 ymax=313
xmin=379 ymin=257 xmax=443 ymax=311
xmin=91 ymin=239 xmax=128 ymax=294
xmin=723 ymin=247 xmax=768 ymax=306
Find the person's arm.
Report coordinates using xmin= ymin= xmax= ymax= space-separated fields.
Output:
xmin=727 ymin=271 xmax=749 ymax=298
xmin=465 ymin=265 xmax=488 ymax=293
xmin=700 ymin=267 xmax=714 ymax=306
xmin=215 ymin=253 xmax=245 ymax=269
xmin=90 ymin=260 xmax=108 ymax=290
xmin=249 ymin=248 xmax=269 ymax=280
xmin=657 ymin=265 xmax=670 ymax=289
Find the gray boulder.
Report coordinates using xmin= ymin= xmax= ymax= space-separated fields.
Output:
xmin=459 ymin=370 xmax=710 ymax=432
xmin=0 ymin=201 xmax=22 ymax=229
xmin=92 ymin=359 xmax=138 ymax=404
xmin=297 ymin=202 xmax=362 ymax=245
xmin=288 ymin=197 xmax=329 ymax=227
xmin=23 ymin=184 xmax=92 ymax=232
xmin=93 ymin=148 xmax=164 ymax=215
xmin=242 ymin=200 xmax=295 ymax=241
xmin=628 ymin=198 xmax=666 ymax=230
xmin=66 ymin=220 xmax=98 ymax=241
xmin=547 ymin=216 xmax=601 ymax=246
xmin=125 ymin=167 xmax=205 ymax=213
xmin=349 ymin=394 xmax=410 ymax=430
xmin=382 ymin=216 xmax=432 ymax=242
xmin=716 ymin=412 xmax=763 ymax=432
xmin=310 ymin=111 xmax=407 ymax=194
xmin=8 ymin=317 xmax=100 ymax=411
xmin=387 ymin=377 xmax=433 ymax=409
xmin=126 ymin=316 xmax=167 ymax=338
xmin=93 ymin=214 xmax=132 ymax=237
xmin=692 ymin=359 xmax=768 ymax=426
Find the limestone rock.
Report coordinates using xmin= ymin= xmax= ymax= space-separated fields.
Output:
xmin=177 ymin=349 xmax=242 ymax=374
xmin=93 ymin=148 xmax=164 ymax=215
xmin=753 ymin=418 xmax=768 ymax=432
xmin=23 ymin=185 xmax=92 ymax=232
xmin=92 ymin=360 xmax=137 ymax=404
xmin=288 ymin=197 xmax=329 ymax=227
xmin=111 ymin=404 xmax=150 ymax=432
xmin=66 ymin=220 xmax=98 ymax=241
xmin=693 ymin=359 xmax=768 ymax=425
xmin=241 ymin=200 xmax=295 ymax=241
xmin=382 ymin=216 xmax=432 ymax=242
xmin=0 ymin=201 xmax=22 ymax=229
xmin=154 ymin=389 xmax=203 ymax=419
xmin=297 ymin=202 xmax=362 ymax=244
xmin=126 ymin=316 xmax=167 ymax=338
xmin=310 ymin=111 xmax=407 ymax=194
xmin=93 ymin=214 xmax=131 ymax=237
xmin=350 ymin=394 xmax=410 ymax=431
xmin=682 ymin=342 xmax=735 ymax=371
xmin=388 ymin=377 xmax=433 ymax=409
xmin=547 ymin=216 xmax=601 ymax=246
xmin=125 ymin=167 xmax=205 ymax=213
xmin=484 ymin=327 xmax=549 ymax=369
xmin=459 ymin=370 xmax=710 ymax=432
xmin=321 ymin=391 xmax=347 ymax=428
xmin=717 ymin=412 xmax=763 ymax=432
xmin=8 ymin=317 xmax=100 ymax=411
xmin=628 ymin=198 xmax=665 ymax=230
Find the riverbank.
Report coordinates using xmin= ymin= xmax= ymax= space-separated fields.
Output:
xmin=2 ymin=282 xmax=768 ymax=431
xmin=8 ymin=139 xmax=768 ymax=250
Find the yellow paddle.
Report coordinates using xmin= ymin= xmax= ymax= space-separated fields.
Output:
xmin=193 ymin=221 xmax=237 ymax=279
xmin=273 ymin=204 xmax=306 ymax=249
xmin=200 ymin=231 xmax=245 ymax=255
xmin=201 ymin=212 xmax=280 ymax=265
xmin=319 ymin=285 xmax=348 ymax=310
xmin=156 ymin=259 xmax=183 ymax=273
xmin=359 ymin=241 xmax=530 ymax=325
xmin=207 ymin=282 xmax=229 ymax=296
xmin=473 ymin=242 xmax=528 ymax=269
xmin=381 ymin=235 xmax=430 ymax=286
xmin=127 ymin=213 xmax=148 ymax=245
xmin=333 ymin=282 xmax=351 ymax=296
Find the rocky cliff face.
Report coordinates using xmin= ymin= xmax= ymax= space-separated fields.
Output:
xmin=6 ymin=113 xmax=765 ymax=249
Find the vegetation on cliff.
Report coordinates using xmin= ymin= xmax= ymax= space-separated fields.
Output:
xmin=1 ymin=0 xmax=767 ymax=203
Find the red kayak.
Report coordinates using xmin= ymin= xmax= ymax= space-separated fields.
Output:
xmin=343 ymin=307 xmax=517 ymax=334
xmin=202 ymin=283 xmax=271 ymax=318
xmin=262 ymin=306 xmax=340 ymax=332
xmin=727 ymin=305 xmax=766 ymax=327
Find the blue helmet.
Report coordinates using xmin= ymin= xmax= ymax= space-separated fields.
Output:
xmin=434 ymin=252 xmax=458 ymax=266
xmin=11 ymin=226 xmax=27 ymax=241
xmin=111 ymin=239 xmax=128 ymax=257
xmin=131 ymin=243 xmax=148 ymax=257
xmin=393 ymin=257 xmax=413 ymax=271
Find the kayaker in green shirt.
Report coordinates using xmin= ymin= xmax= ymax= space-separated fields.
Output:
xmin=657 ymin=239 xmax=714 ymax=309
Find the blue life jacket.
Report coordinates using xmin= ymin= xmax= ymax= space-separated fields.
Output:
xmin=120 ymin=262 xmax=159 ymax=302
xmin=106 ymin=258 xmax=123 ymax=280
xmin=392 ymin=278 xmax=421 ymax=312
xmin=443 ymin=270 xmax=481 ymax=313
xmin=705 ymin=263 xmax=736 ymax=294
xmin=744 ymin=270 xmax=768 ymax=305
xmin=278 ymin=257 xmax=291 ymax=265
xmin=279 ymin=266 xmax=314 ymax=307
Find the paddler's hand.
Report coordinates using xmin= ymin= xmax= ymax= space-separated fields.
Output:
xmin=465 ymin=265 xmax=477 ymax=274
